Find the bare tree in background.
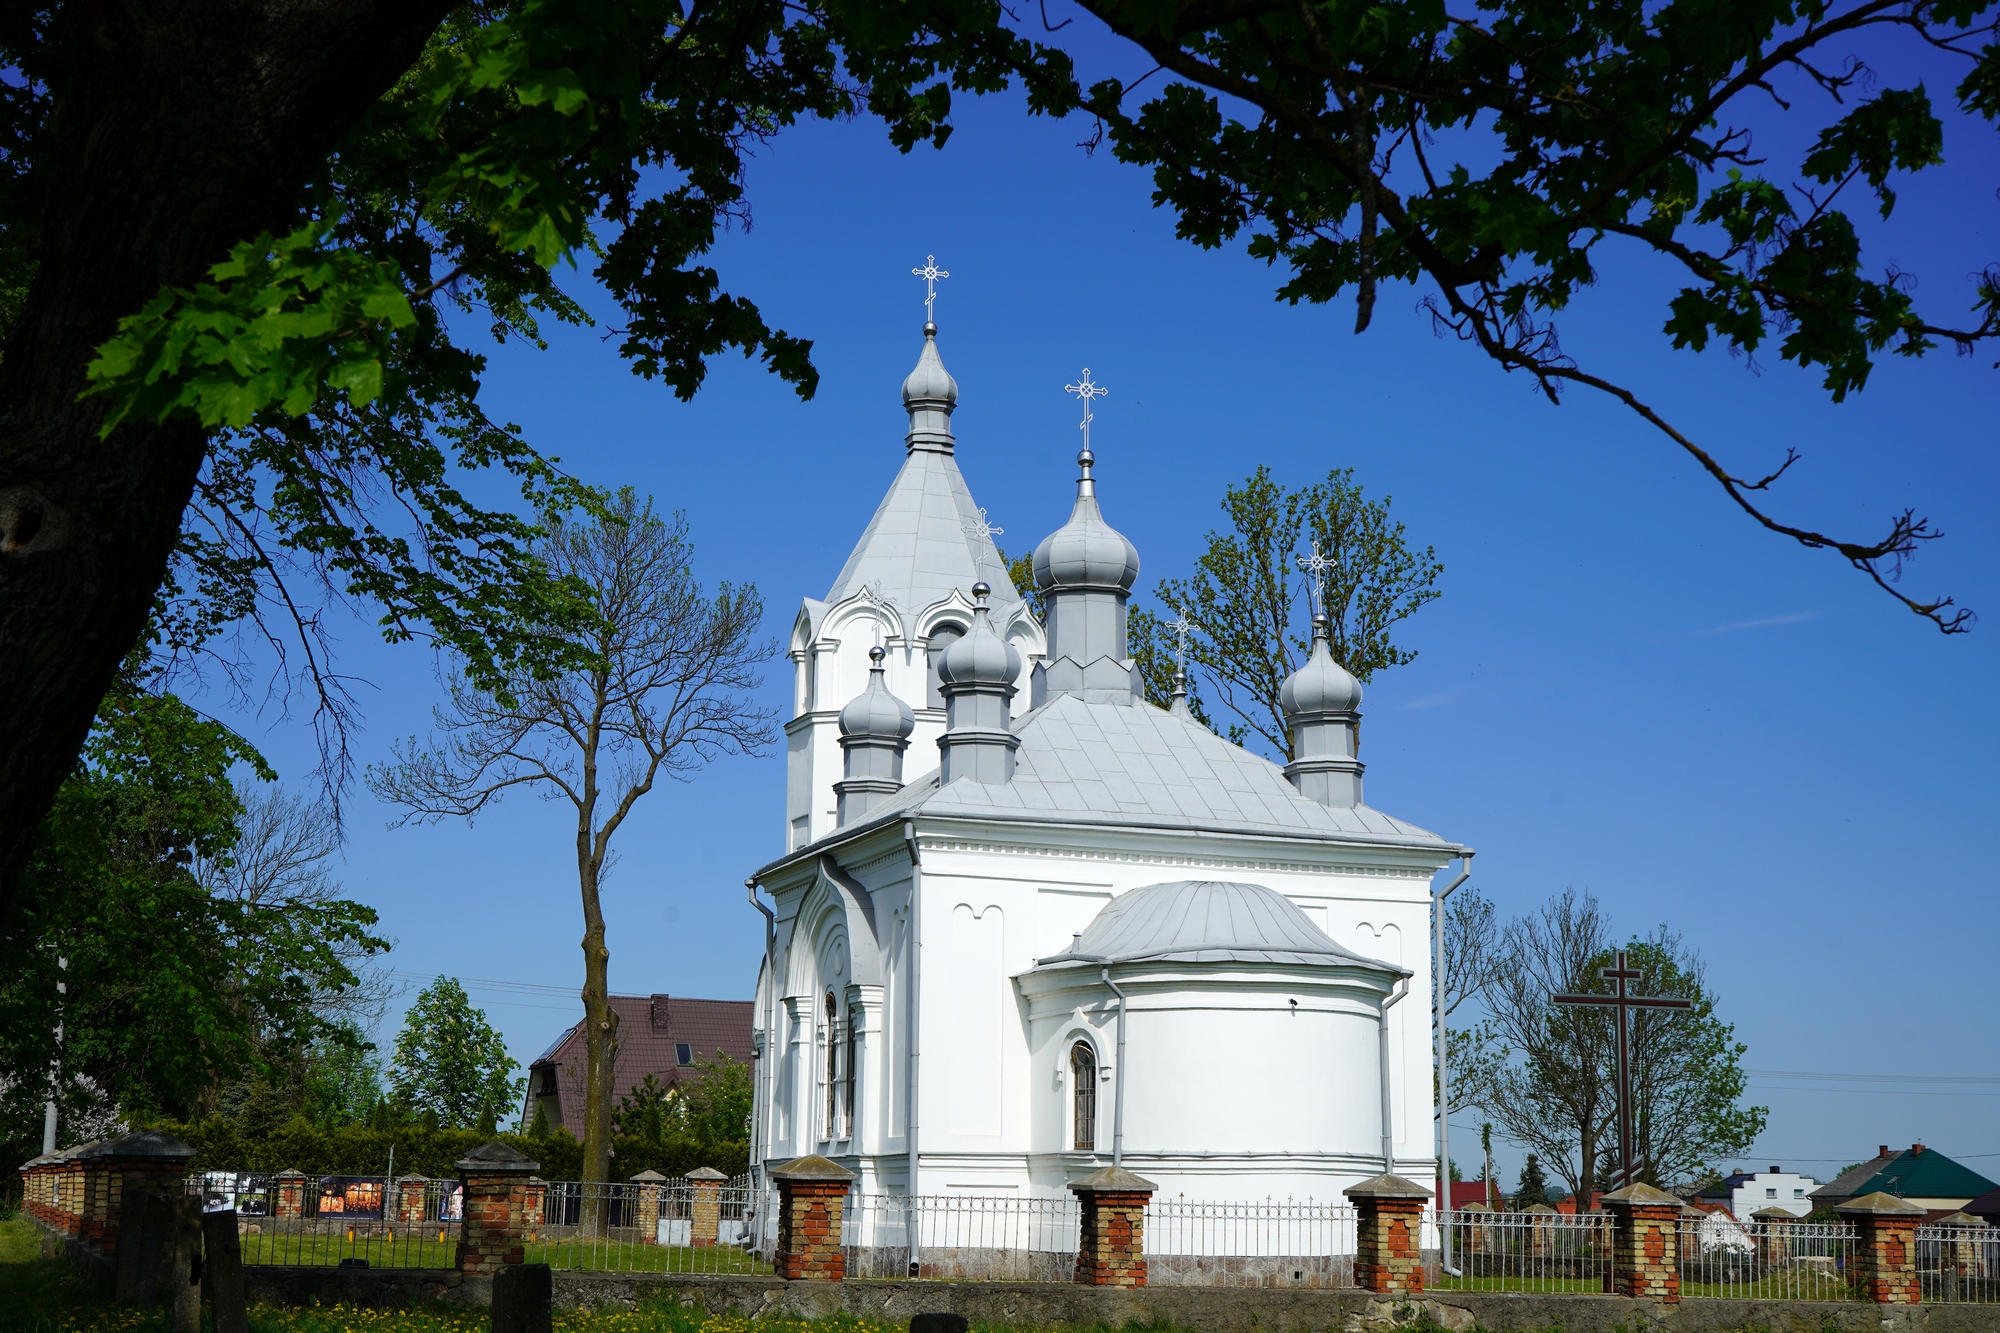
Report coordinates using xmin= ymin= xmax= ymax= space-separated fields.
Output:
xmin=1460 ymin=891 xmax=1765 ymax=1199
xmin=1436 ymin=885 xmax=1500 ymax=1116
xmin=197 ymin=784 xmax=392 ymax=1028
xmin=369 ymin=490 xmax=775 ymax=1191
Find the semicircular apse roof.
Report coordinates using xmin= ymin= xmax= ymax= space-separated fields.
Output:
xmin=1033 ymin=880 xmax=1407 ymax=974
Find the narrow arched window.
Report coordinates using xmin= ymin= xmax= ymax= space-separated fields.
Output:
xmin=1070 ymin=1042 xmax=1097 ymax=1151
xmin=824 ymin=991 xmax=839 ymax=1139
xmin=926 ymin=625 xmax=965 ymax=708
xmin=844 ymin=1008 xmax=858 ymax=1134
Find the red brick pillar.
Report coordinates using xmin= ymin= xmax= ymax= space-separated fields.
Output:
xmin=1839 ymin=1192 xmax=1924 ymax=1304
xmin=1346 ymin=1173 xmax=1431 ymax=1294
xmin=772 ymin=1155 xmax=855 ymax=1281
xmin=1603 ymin=1183 xmax=1681 ymax=1303
xmin=396 ymin=1176 xmax=429 ymax=1223
xmin=75 ymin=1131 xmax=196 ymax=1261
xmin=1069 ymin=1166 xmax=1158 ymax=1287
xmin=631 ymin=1169 xmax=666 ymax=1244
xmin=688 ymin=1167 xmax=726 ymax=1247
xmin=272 ymin=1169 xmax=306 ymax=1220
xmin=455 ymin=1141 xmax=542 ymax=1275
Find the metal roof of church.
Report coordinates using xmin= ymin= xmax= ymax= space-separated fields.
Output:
xmin=821 ymin=431 xmax=1017 ymax=615
xmin=1031 ymin=879 xmax=1406 ymax=973
xmin=865 ymin=691 xmax=1449 ymax=848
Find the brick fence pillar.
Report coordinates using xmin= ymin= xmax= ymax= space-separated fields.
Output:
xmin=525 ymin=1177 xmax=547 ymax=1232
xmin=1069 ymin=1165 xmax=1158 ymax=1287
xmin=1346 ymin=1173 xmax=1431 ymax=1295
xmin=456 ymin=1141 xmax=542 ymax=1275
xmin=1603 ymin=1182 xmax=1681 ymax=1303
xmin=688 ymin=1166 xmax=726 ymax=1247
xmin=1840 ymin=1191 xmax=1924 ymax=1304
xmin=772 ymin=1154 xmax=855 ymax=1281
xmin=272 ymin=1169 xmax=306 ymax=1220
xmin=631 ymin=1169 xmax=666 ymax=1244
xmin=76 ymin=1131 xmax=195 ymax=1262
xmin=396 ymin=1175 xmax=429 ymax=1223
xmin=1750 ymin=1206 xmax=1796 ymax=1267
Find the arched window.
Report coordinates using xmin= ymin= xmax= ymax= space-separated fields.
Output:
xmin=824 ymin=991 xmax=839 ymax=1139
xmin=1070 ymin=1041 xmax=1097 ymax=1151
xmin=844 ymin=1007 xmax=858 ymax=1133
xmin=926 ymin=624 xmax=965 ymax=708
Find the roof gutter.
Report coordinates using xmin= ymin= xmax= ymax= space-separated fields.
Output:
xmin=745 ymin=879 xmax=777 ymax=1195
xmin=1380 ymin=975 xmax=1409 ymax=1176
xmin=1099 ymin=964 xmax=1129 ymax=1168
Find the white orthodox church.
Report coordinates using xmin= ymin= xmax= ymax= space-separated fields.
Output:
xmin=746 ymin=315 xmax=1465 ymax=1206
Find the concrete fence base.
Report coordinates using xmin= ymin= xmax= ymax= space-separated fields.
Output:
xmin=226 ymin=1269 xmax=2000 ymax=1332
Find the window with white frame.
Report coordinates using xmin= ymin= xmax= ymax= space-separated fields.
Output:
xmin=1070 ymin=1041 xmax=1097 ymax=1151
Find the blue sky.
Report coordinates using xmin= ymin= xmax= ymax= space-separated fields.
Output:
xmin=198 ymin=25 xmax=1999 ymax=1189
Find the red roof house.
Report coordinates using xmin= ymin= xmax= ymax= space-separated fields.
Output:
xmin=524 ymin=993 xmax=753 ymax=1139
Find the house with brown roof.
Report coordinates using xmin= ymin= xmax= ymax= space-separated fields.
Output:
xmin=524 ymin=993 xmax=753 ymax=1139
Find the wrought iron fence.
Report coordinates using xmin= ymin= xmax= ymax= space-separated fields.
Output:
xmin=842 ymin=1192 xmax=1079 ymax=1281
xmin=1428 ymin=1209 xmax=1612 ymax=1293
xmin=1677 ymin=1215 xmax=1857 ymax=1301
xmin=190 ymin=1172 xmax=461 ymax=1269
xmin=1918 ymin=1223 xmax=2000 ymax=1304
xmin=531 ymin=1181 xmax=777 ymax=1274
xmin=1143 ymin=1195 xmax=1356 ymax=1288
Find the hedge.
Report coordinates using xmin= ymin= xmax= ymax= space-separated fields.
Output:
xmin=151 ymin=1115 xmax=748 ymax=1183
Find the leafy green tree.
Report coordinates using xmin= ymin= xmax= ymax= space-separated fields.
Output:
xmin=1060 ymin=0 xmax=1996 ymax=633
xmin=387 ymin=977 xmax=521 ymax=1131
xmin=1461 ymin=890 xmax=1767 ymax=1199
xmin=0 ymin=658 xmax=385 ymax=1137
xmin=370 ymin=491 xmax=774 ymax=1184
xmin=675 ymin=1052 xmax=754 ymax=1144
xmin=302 ymin=1021 xmax=387 ymax=1129
xmin=1512 ymin=1154 xmax=1552 ymax=1208
xmin=1128 ymin=466 xmax=1441 ymax=759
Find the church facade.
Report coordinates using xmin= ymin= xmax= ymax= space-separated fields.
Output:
xmin=746 ymin=319 xmax=1464 ymax=1205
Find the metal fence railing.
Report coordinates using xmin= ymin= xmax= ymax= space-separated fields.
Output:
xmin=531 ymin=1181 xmax=777 ymax=1275
xmin=1918 ymin=1223 xmax=2000 ymax=1304
xmin=842 ymin=1193 xmax=1079 ymax=1282
xmin=1429 ymin=1209 xmax=1612 ymax=1293
xmin=1677 ymin=1215 xmax=1857 ymax=1301
xmin=191 ymin=1172 xmax=462 ymax=1269
xmin=1143 ymin=1196 xmax=1356 ymax=1288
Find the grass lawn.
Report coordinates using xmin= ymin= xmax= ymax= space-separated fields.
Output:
xmin=230 ymin=1231 xmax=773 ymax=1277
xmin=1430 ymin=1275 xmax=1608 ymax=1293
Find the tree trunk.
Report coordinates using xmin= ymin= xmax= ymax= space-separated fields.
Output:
xmin=578 ymin=842 xmax=618 ymax=1210
xmin=0 ymin=0 xmax=450 ymax=925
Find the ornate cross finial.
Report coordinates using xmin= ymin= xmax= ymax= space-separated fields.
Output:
xmin=1297 ymin=541 xmax=1335 ymax=618
xmin=961 ymin=507 xmax=1003 ymax=542
xmin=1167 ymin=607 xmax=1194 ymax=672
xmin=912 ymin=254 xmax=950 ymax=322
xmin=1065 ymin=368 xmax=1109 ymax=452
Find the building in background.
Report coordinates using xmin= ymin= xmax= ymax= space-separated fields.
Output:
xmin=524 ymin=993 xmax=753 ymax=1138
xmin=1809 ymin=1144 xmax=1998 ymax=1215
xmin=1696 ymin=1166 xmax=1820 ymax=1219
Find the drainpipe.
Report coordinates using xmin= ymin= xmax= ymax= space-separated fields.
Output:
xmin=745 ymin=879 xmax=777 ymax=1199
xmin=1099 ymin=965 xmax=1130 ymax=1167
xmin=1433 ymin=849 xmax=1474 ymax=1277
xmin=1379 ymin=976 xmax=1409 ymax=1175
xmin=902 ymin=820 xmax=924 ymax=1276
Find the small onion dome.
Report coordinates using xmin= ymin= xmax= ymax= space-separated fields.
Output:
xmin=1280 ymin=615 xmax=1362 ymax=716
xmin=938 ymin=583 xmax=1022 ymax=689
xmin=901 ymin=321 xmax=959 ymax=409
xmin=1032 ymin=448 xmax=1139 ymax=592
xmin=840 ymin=646 xmax=915 ymax=741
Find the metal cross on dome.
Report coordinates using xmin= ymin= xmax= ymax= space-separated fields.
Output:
xmin=912 ymin=254 xmax=950 ymax=321
xmin=1297 ymin=541 xmax=1336 ymax=618
xmin=1065 ymin=369 xmax=1109 ymax=451
xmin=961 ymin=507 xmax=1004 ymax=542
xmin=1167 ymin=607 xmax=1194 ymax=673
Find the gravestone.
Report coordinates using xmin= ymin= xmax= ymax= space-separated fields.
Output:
xmin=491 ymin=1261 xmax=553 ymax=1333
xmin=201 ymin=1209 xmax=250 ymax=1333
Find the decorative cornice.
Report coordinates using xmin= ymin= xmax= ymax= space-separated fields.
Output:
xmin=914 ymin=836 xmax=1435 ymax=880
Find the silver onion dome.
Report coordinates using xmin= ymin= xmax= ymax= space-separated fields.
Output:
xmin=1032 ymin=448 xmax=1140 ymax=592
xmin=1280 ymin=615 xmax=1362 ymax=717
xmin=840 ymin=646 xmax=916 ymax=741
xmin=938 ymin=582 xmax=1022 ymax=689
xmin=901 ymin=321 xmax=959 ymax=410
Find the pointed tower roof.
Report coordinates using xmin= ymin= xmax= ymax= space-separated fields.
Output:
xmin=823 ymin=323 xmax=1021 ymax=614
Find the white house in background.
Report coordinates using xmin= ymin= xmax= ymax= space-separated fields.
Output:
xmin=744 ymin=316 xmax=1467 ymax=1205
xmin=1699 ymin=1166 xmax=1821 ymax=1219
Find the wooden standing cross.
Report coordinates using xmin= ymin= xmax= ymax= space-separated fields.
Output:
xmin=1552 ymin=949 xmax=1691 ymax=1191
